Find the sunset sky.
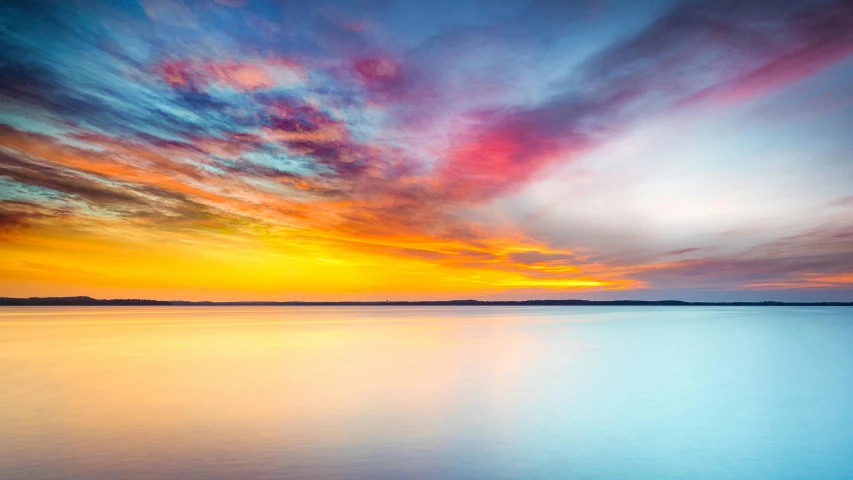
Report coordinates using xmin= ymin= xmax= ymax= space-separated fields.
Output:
xmin=1 ymin=0 xmax=852 ymax=301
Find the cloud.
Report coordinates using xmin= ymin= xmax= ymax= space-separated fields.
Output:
xmin=2 ymin=0 xmax=852 ymax=297
xmin=664 ymin=248 xmax=704 ymax=256
xmin=0 ymin=206 xmax=32 ymax=235
xmin=507 ymin=251 xmax=576 ymax=265
xmin=140 ymin=0 xmax=200 ymax=28
xmin=678 ymin=1 xmax=853 ymax=107
xmin=632 ymin=220 xmax=853 ymax=290
xmin=157 ymin=58 xmax=305 ymax=91
xmin=428 ymin=0 xmax=853 ymax=202
xmin=0 ymin=151 xmax=149 ymax=208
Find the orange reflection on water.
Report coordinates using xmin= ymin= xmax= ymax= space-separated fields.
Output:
xmin=0 ymin=306 xmax=541 ymax=479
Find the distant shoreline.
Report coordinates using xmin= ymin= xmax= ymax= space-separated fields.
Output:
xmin=1 ymin=296 xmax=851 ymax=306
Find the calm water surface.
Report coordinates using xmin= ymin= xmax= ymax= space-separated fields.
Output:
xmin=1 ymin=306 xmax=852 ymax=479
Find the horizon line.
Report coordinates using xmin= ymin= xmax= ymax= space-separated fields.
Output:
xmin=1 ymin=296 xmax=852 ymax=306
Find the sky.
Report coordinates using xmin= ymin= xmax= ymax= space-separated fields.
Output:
xmin=1 ymin=0 xmax=852 ymax=301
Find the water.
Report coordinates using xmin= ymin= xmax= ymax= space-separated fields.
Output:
xmin=1 ymin=306 xmax=852 ymax=479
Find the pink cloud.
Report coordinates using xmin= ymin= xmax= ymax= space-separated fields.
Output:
xmin=157 ymin=58 xmax=305 ymax=91
xmin=433 ymin=111 xmax=588 ymax=202
xmin=680 ymin=5 xmax=853 ymax=108
xmin=351 ymin=56 xmax=410 ymax=99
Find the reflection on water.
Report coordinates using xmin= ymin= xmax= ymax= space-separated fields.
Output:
xmin=1 ymin=306 xmax=852 ymax=479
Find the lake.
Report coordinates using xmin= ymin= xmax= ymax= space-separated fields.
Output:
xmin=1 ymin=306 xmax=852 ymax=479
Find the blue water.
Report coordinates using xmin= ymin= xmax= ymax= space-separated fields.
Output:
xmin=1 ymin=306 xmax=852 ymax=479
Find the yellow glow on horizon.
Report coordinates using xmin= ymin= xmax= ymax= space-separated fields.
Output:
xmin=0 ymin=216 xmax=635 ymax=300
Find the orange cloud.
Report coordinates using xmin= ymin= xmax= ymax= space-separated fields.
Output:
xmin=158 ymin=58 xmax=305 ymax=91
